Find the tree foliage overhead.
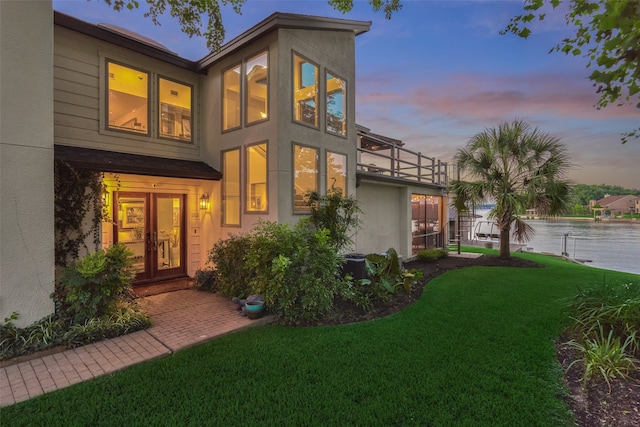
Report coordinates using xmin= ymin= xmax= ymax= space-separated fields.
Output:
xmin=101 ymin=0 xmax=401 ymax=52
xmin=449 ymin=120 xmax=572 ymax=259
xmin=503 ymin=0 xmax=640 ymax=143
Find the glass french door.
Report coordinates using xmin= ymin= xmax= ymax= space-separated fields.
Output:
xmin=115 ymin=192 xmax=185 ymax=283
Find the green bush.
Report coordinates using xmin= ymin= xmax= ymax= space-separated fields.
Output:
xmin=57 ymin=243 xmax=136 ymax=323
xmin=207 ymin=233 xmax=253 ymax=298
xmin=305 ymin=188 xmax=362 ymax=251
xmin=566 ymin=322 xmax=639 ymax=389
xmin=246 ymin=220 xmax=345 ymax=322
xmin=416 ymin=248 xmax=449 ymax=262
xmin=340 ymin=249 xmax=424 ymax=309
xmin=194 ymin=268 xmax=218 ymax=292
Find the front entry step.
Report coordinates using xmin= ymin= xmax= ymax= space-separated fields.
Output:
xmin=134 ymin=277 xmax=193 ymax=298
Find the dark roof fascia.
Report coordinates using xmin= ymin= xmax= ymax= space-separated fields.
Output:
xmin=196 ymin=12 xmax=371 ymax=71
xmin=53 ymin=11 xmax=198 ymax=71
xmin=54 ymin=145 xmax=222 ymax=181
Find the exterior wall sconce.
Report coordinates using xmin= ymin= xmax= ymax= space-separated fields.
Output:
xmin=199 ymin=192 xmax=210 ymax=211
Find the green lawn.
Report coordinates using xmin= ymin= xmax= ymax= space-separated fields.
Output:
xmin=2 ymin=251 xmax=637 ymax=426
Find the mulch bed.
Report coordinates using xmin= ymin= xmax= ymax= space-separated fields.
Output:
xmin=299 ymin=253 xmax=639 ymax=427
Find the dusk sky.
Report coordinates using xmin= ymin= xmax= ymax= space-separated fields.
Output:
xmin=53 ymin=0 xmax=639 ymax=189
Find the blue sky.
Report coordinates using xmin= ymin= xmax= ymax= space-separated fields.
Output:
xmin=53 ymin=0 xmax=639 ymax=189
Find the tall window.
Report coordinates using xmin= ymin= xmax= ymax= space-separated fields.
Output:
xmin=326 ymin=71 xmax=346 ymax=136
xmin=222 ymin=65 xmax=241 ymax=131
xmin=107 ymin=61 xmax=149 ymax=134
xmin=326 ymin=151 xmax=346 ymax=196
xmin=159 ymin=77 xmax=192 ymax=142
xmin=245 ymin=51 xmax=268 ymax=124
xmin=293 ymin=144 xmax=318 ymax=212
xmin=293 ymin=54 xmax=318 ymax=127
xmin=411 ymin=194 xmax=442 ymax=253
xmin=222 ymin=149 xmax=241 ymax=226
xmin=246 ymin=142 xmax=268 ymax=212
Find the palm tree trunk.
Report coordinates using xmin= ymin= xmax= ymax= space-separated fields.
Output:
xmin=499 ymin=228 xmax=510 ymax=258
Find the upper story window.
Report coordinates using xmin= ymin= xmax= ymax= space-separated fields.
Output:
xmin=293 ymin=144 xmax=319 ymax=212
xmin=107 ymin=61 xmax=149 ymax=135
xmin=293 ymin=53 xmax=319 ymax=128
xmin=106 ymin=59 xmax=195 ymax=143
xmin=246 ymin=142 xmax=268 ymax=212
xmin=245 ymin=51 xmax=269 ymax=124
xmin=159 ymin=77 xmax=192 ymax=142
xmin=326 ymin=151 xmax=346 ymax=196
xmin=222 ymin=148 xmax=241 ymax=226
xmin=326 ymin=71 xmax=346 ymax=136
xmin=222 ymin=65 xmax=241 ymax=131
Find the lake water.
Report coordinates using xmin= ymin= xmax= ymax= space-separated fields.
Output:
xmin=473 ymin=211 xmax=640 ymax=275
xmin=520 ymin=219 xmax=640 ymax=275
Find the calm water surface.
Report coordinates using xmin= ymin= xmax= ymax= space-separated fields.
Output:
xmin=520 ymin=219 xmax=640 ymax=275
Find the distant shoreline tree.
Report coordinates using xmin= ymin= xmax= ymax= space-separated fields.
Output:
xmin=450 ymin=120 xmax=572 ymax=259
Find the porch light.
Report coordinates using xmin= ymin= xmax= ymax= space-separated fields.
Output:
xmin=199 ymin=193 xmax=210 ymax=211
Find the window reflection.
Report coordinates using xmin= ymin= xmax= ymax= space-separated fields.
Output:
xmin=326 ymin=72 xmax=346 ymax=136
xmin=223 ymin=65 xmax=241 ymax=130
xmin=326 ymin=151 xmax=346 ymax=196
xmin=246 ymin=143 xmax=268 ymax=211
xmin=293 ymin=54 xmax=318 ymax=127
xmin=246 ymin=52 xmax=268 ymax=124
xmin=159 ymin=78 xmax=192 ymax=142
xmin=108 ymin=62 xmax=149 ymax=134
xmin=222 ymin=149 xmax=241 ymax=225
xmin=293 ymin=144 xmax=318 ymax=212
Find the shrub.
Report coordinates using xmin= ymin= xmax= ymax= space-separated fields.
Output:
xmin=305 ymin=188 xmax=362 ymax=251
xmin=343 ymin=248 xmax=424 ymax=308
xmin=566 ymin=322 xmax=639 ymax=390
xmin=567 ymin=281 xmax=640 ymax=355
xmin=207 ymin=233 xmax=253 ymax=298
xmin=194 ymin=268 xmax=218 ymax=292
xmin=246 ymin=219 xmax=345 ymax=322
xmin=57 ymin=243 xmax=136 ymax=323
xmin=416 ymin=248 xmax=449 ymax=262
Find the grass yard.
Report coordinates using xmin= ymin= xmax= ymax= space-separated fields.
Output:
xmin=1 ymin=251 xmax=637 ymax=426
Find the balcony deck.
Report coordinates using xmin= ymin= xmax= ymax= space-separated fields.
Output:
xmin=356 ymin=135 xmax=448 ymax=187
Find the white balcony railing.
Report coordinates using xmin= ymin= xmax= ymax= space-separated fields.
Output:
xmin=356 ymin=139 xmax=448 ymax=187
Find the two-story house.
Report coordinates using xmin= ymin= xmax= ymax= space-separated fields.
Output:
xmin=0 ymin=1 xmax=447 ymax=326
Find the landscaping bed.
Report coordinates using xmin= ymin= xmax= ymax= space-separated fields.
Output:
xmin=302 ymin=253 xmax=639 ymax=427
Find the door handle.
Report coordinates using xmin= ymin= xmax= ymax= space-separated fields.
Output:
xmin=153 ymin=232 xmax=158 ymax=251
xmin=146 ymin=232 xmax=151 ymax=252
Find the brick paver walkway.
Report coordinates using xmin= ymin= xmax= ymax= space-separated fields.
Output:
xmin=0 ymin=290 xmax=272 ymax=407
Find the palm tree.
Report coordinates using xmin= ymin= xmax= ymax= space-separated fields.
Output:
xmin=450 ymin=120 xmax=572 ymax=258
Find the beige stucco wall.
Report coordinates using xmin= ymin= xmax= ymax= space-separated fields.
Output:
xmin=355 ymin=181 xmax=407 ymax=257
xmin=0 ymin=1 xmax=56 ymax=327
xmin=355 ymin=179 xmax=448 ymax=258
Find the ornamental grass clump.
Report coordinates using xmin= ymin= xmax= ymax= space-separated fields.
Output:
xmin=564 ymin=280 xmax=640 ymax=387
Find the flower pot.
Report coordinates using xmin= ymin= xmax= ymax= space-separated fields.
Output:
xmin=244 ymin=301 xmax=265 ymax=319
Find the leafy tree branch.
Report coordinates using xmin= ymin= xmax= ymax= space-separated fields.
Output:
xmin=503 ymin=0 xmax=640 ymax=143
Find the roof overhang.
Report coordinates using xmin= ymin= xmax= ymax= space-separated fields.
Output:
xmin=197 ymin=12 xmax=371 ymax=71
xmin=54 ymin=145 xmax=222 ymax=181
xmin=54 ymin=11 xmax=371 ymax=73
